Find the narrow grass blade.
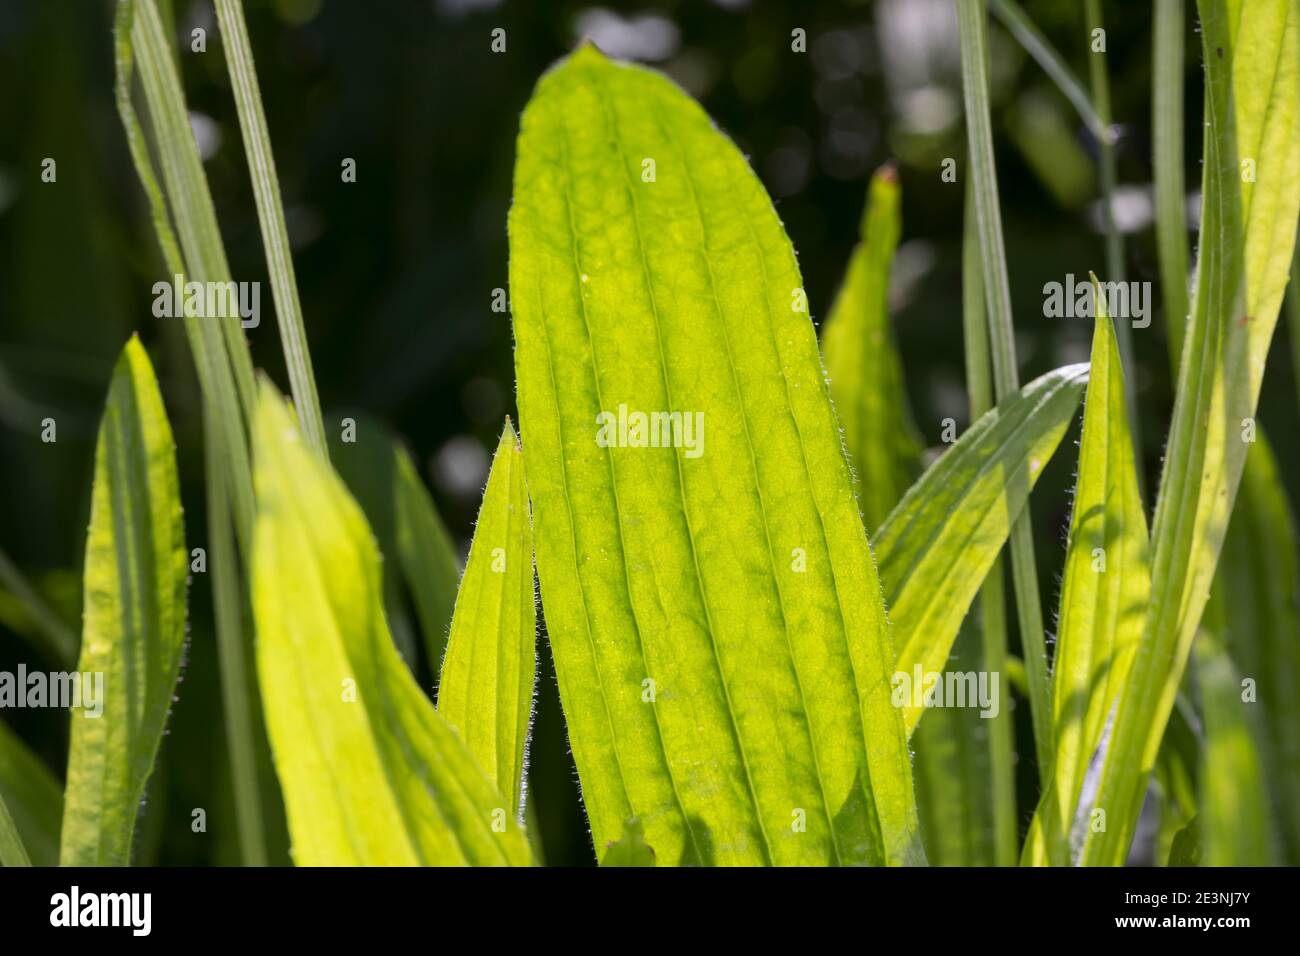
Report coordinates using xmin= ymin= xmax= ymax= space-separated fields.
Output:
xmin=205 ymin=407 xmax=267 ymax=866
xmin=114 ymin=0 xmax=254 ymax=542
xmin=0 ymin=721 xmax=62 ymax=867
xmin=955 ymin=0 xmax=1055 ymax=778
xmin=438 ymin=420 xmax=536 ymax=818
xmin=1024 ymin=285 xmax=1149 ymax=866
xmin=251 ymin=384 xmax=531 ymax=865
xmin=1082 ymin=0 xmax=1140 ymax=462
xmin=821 ymin=164 xmax=924 ymax=533
xmin=874 ymin=362 xmax=1088 ymax=735
xmin=1290 ymin=233 xmax=1300 ymax=417
xmin=987 ymin=0 xmax=1110 ymax=144
xmin=1081 ymin=0 xmax=1300 ymax=865
xmin=1154 ymin=0 xmax=1191 ymax=368
xmin=60 ymin=337 xmax=188 ymax=866
xmin=509 ymin=45 xmax=922 ymax=866
xmin=213 ymin=0 xmax=327 ymax=457
xmin=960 ymin=180 xmax=1018 ymax=866
xmin=1201 ymin=438 xmax=1300 ymax=862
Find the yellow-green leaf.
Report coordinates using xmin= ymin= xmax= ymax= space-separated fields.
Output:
xmin=1199 ymin=437 xmax=1300 ymax=863
xmin=438 ymin=421 xmax=536 ymax=818
xmin=251 ymin=383 xmax=531 ymax=866
xmin=1081 ymin=0 xmax=1300 ymax=865
xmin=874 ymin=363 xmax=1088 ymax=735
xmin=60 ymin=336 xmax=188 ymax=866
xmin=821 ymin=164 xmax=924 ymax=534
xmin=0 ymin=720 xmax=61 ymax=867
xmin=508 ymin=44 xmax=922 ymax=866
xmin=1024 ymin=294 xmax=1149 ymax=867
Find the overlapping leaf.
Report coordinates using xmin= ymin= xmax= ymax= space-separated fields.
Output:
xmin=1024 ymin=294 xmax=1149 ymax=866
xmin=1081 ymin=0 xmax=1300 ymax=865
xmin=0 ymin=720 xmax=61 ymax=867
xmin=509 ymin=44 xmax=922 ymax=866
xmin=438 ymin=421 xmax=536 ymax=817
xmin=873 ymin=362 xmax=1088 ymax=735
xmin=250 ymin=384 xmax=530 ymax=866
xmin=821 ymin=164 xmax=924 ymax=534
xmin=60 ymin=337 xmax=188 ymax=866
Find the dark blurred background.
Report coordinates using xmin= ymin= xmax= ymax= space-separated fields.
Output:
xmin=2 ymin=0 xmax=1298 ymax=866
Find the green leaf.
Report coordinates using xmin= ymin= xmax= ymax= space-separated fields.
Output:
xmin=330 ymin=415 xmax=462 ymax=671
xmin=1153 ymin=0 xmax=1191 ymax=368
xmin=0 ymin=791 xmax=29 ymax=867
xmin=1168 ymin=815 xmax=1203 ymax=866
xmin=1024 ymin=290 xmax=1149 ymax=867
xmin=438 ymin=421 xmax=536 ymax=818
xmin=1194 ymin=632 xmax=1275 ymax=865
xmin=250 ymin=383 xmax=531 ymax=865
xmin=821 ymin=164 xmax=924 ymax=534
xmin=213 ymin=0 xmax=327 ymax=457
xmin=987 ymin=0 xmax=1111 ymax=145
xmin=60 ymin=336 xmax=188 ymax=866
xmin=0 ymin=721 xmax=62 ymax=867
xmin=1081 ymin=0 xmax=1300 ymax=865
xmin=873 ymin=362 xmax=1089 ymax=736
xmin=601 ymin=817 xmax=657 ymax=867
xmin=394 ymin=447 xmax=462 ymax=671
xmin=1200 ymin=438 xmax=1300 ymax=863
xmin=955 ymin=0 xmax=1056 ymax=779
xmin=508 ymin=44 xmax=922 ymax=866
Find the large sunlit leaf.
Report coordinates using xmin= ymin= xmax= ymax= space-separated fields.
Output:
xmin=251 ymin=384 xmax=530 ymax=866
xmin=438 ymin=421 xmax=537 ymax=818
xmin=1023 ymin=294 xmax=1149 ymax=867
xmin=0 ymin=721 xmax=61 ymax=867
xmin=508 ymin=44 xmax=922 ymax=866
xmin=60 ymin=336 xmax=188 ymax=866
xmin=1199 ymin=438 xmax=1300 ymax=863
xmin=873 ymin=362 xmax=1089 ymax=735
xmin=1081 ymin=0 xmax=1300 ymax=865
xmin=821 ymin=164 xmax=923 ymax=534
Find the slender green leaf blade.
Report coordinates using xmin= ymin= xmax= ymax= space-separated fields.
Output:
xmin=251 ymin=384 xmax=530 ymax=866
xmin=0 ymin=721 xmax=61 ymax=867
xmin=213 ymin=0 xmax=327 ymax=457
xmin=60 ymin=336 xmax=188 ymax=866
xmin=1024 ymin=296 xmax=1149 ymax=866
xmin=438 ymin=421 xmax=536 ymax=818
xmin=874 ymin=362 xmax=1088 ymax=735
xmin=1154 ymin=0 xmax=1191 ymax=368
xmin=394 ymin=448 xmax=462 ymax=671
xmin=821 ymin=164 xmax=923 ymax=533
xmin=1082 ymin=0 xmax=1300 ymax=865
xmin=509 ymin=45 xmax=922 ymax=866
xmin=955 ymin=0 xmax=1055 ymax=779
xmin=331 ymin=417 xmax=463 ymax=673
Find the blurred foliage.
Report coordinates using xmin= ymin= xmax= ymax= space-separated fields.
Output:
xmin=2 ymin=0 xmax=1299 ymax=866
